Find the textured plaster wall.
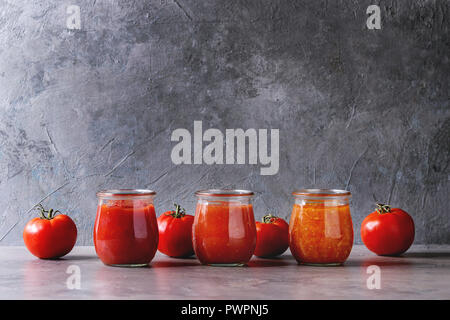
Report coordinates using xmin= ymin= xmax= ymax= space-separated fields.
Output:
xmin=0 ymin=0 xmax=448 ymax=245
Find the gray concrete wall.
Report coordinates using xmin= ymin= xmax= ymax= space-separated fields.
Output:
xmin=0 ymin=0 xmax=448 ymax=245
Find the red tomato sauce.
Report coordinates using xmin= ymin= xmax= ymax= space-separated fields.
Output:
xmin=94 ymin=200 xmax=158 ymax=266
xmin=193 ymin=202 xmax=256 ymax=265
xmin=289 ymin=203 xmax=353 ymax=265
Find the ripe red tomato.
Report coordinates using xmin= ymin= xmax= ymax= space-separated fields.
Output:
xmin=361 ymin=204 xmax=415 ymax=256
xmin=157 ymin=204 xmax=194 ymax=258
xmin=254 ymin=214 xmax=289 ymax=258
xmin=23 ymin=204 xmax=77 ymax=259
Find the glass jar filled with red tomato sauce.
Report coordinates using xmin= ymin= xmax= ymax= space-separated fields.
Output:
xmin=289 ymin=189 xmax=353 ymax=266
xmin=193 ymin=189 xmax=257 ymax=266
xmin=94 ymin=189 xmax=159 ymax=267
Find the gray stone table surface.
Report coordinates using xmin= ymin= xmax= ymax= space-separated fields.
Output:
xmin=0 ymin=245 xmax=449 ymax=300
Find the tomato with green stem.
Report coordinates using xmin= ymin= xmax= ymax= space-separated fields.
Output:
xmin=361 ymin=203 xmax=415 ymax=256
xmin=157 ymin=204 xmax=194 ymax=258
xmin=23 ymin=204 xmax=77 ymax=259
xmin=254 ymin=214 xmax=289 ymax=258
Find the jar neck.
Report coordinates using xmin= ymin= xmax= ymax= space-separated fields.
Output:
xmin=98 ymin=195 xmax=155 ymax=201
xmin=294 ymin=196 xmax=350 ymax=206
xmin=195 ymin=189 xmax=254 ymax=204
xmin=97 ymin=189 xmax=156 ymax=201
xmin=292 ymin=189 xmax=351 ymax=206
xmin=197 ymin=195 xmax=253 ymax=205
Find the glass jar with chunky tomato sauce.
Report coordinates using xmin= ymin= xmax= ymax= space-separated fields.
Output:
xmin=94 ymin=189 xmax=159 ymax=267
xmin=289 ymin=189 xmax=353 ymax=266
xmin=193 ymin=189 xmax=257 ymax=266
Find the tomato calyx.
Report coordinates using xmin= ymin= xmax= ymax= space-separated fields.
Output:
xmin=262 ymin=214 xmax=278 ymax=224
xmin=165 ymin=203 xmax=186 ymax=218
xmin=35 ymin=203 xmax=61 ymax=220
xmin=375 ymin=203 xmax=392 ymax=214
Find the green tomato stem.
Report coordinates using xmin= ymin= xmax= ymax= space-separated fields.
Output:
xmin=262 ymin=214 xmax=278 ymax=224
xmin=35 ymin=204 xmax=60 ymax=220
xmin=376 ymin=203 xmax=391 ymax=214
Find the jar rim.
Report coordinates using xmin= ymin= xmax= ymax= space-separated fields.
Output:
xmin=292 ymin=189 xmax=351 ymax=197
xmin=195 ymin=189 xmax=254 ymax=197
xmin=96 ymin=189 xmax=156 ymax=197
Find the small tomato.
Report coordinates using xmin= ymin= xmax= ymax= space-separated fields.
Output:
xmin=254 ymin=214 xmax=289 ymax=258
xmin=23 ymin=204 xmax=77 ymax=259
xmin=361 ymin=203 xmax=415 ymax=256
xmin=157 ymin=204 xmax=194 ymax=258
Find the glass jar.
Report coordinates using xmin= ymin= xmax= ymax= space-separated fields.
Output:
xmin=193 ymin=189 xmax=257 ymax=266
xmin=289 ymin=189 xmax=353 ymax=266
xmin=94 ymin=189 xmax=159 ymax=267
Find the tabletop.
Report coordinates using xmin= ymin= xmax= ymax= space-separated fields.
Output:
xmin=0 ymin=245 xmax=449 ymax=300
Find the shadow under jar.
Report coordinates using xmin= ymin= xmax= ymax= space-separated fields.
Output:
xmin=94 ymin=189 xmax=159 ymax=267
xmin=289 ymin=189 xmax=354 ymax=266
xmin=193 ymin=189 xmax=257 ymax=266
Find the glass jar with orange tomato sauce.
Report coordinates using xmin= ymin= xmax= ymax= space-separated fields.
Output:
xmin=193 ymin=189 xmax=257 ymax=266
xmin=289 ymin=189 xmax=353 ymax=266
xmin=94 ymin=189 xmax=159 ymax=267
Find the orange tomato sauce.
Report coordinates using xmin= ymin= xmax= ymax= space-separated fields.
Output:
xmin=289 ymin=203 xmax=353 ymax=264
